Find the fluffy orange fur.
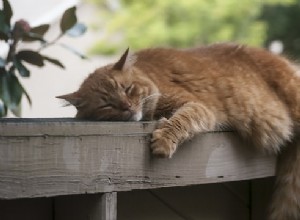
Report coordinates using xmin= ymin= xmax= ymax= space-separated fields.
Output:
xmin=58 ymin=43 xmax=300 ymax=219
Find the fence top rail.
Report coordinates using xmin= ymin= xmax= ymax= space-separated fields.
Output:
xmin=0 ymin=118 xmax=157 ymax=137
xmin=0 ymin=118 xmax=275 ymax=199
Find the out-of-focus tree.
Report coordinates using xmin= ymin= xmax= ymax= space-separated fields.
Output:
xmin=87 ymin=0 xmax=297 ymax=56
xmin=261 ymin=2 xmax=300 ymax=59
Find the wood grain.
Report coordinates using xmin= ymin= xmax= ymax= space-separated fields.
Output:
xmin=101 ymin=192 xmax=117 ymax=220
xmin=0 ymin=118 xmax=276 ymax=199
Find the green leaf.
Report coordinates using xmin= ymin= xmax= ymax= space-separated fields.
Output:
xmin=0 ymin=69 xmax=31 ymax=116
xmin=0 ymin=67 xmax=5 ymax=74
xmin=0 ymin=101 xmax=7 ymax=117
xmin=10 ymin=101 xmax=21 ymax=116
xmin=43 ymin=56 xmax=65 ymax=69
xmin=3 ymin=0 xmax=12 ymax=26
xmin=66 ymin=23 xmax=87 ymax=37
xmin=59 ymin=43 xmax=87 ymax=59
xmin=60 ymin=6 xmax=77 ymax=33
xmin=0 ymin=68 xmax=10 ymax=106
xmin=22 ymin=24 xmax=49 ymax=42
xmin=16 ymin=50 xmax=44 ymax=67
xmin=13 ymin=58 xmax=30 ymax=77
xmin=0 ymin=70 xmax=23 ymax=115
xmin=22 ymin=32 xmax=46 ymax=42
xmin=0 ymin=10 xmax=10 ymax=39
xmin=6 ymin=72 xmax=23 ymax=106
xmin=0 ymin=31 xmax=8 ymax=41
xmin=0 ymin=57 xmax=5 ymax=67
xmin=30 ymin=24 xmax=50 ymax=36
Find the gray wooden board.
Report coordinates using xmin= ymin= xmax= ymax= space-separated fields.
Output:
xmin=0 ymin=119 xmax=276 ymax=199
xmin=101 ymin=192 xmax=117 ymax=220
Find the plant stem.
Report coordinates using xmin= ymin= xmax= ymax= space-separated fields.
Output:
xmin=6 ymin=38 xmax=18 ymax=63
xmin=38 ymin=33 xmax=64 ymax=52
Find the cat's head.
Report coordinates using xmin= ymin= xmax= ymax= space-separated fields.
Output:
xmin=57 ymin=49 xmax=159 ymax=121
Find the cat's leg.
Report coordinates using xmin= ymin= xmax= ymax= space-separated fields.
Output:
xmin=151 ymin=101 xmax=217 ymax=158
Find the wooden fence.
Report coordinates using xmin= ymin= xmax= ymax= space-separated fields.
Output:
xmin=0 ymin=118 xmax=276 ymax=220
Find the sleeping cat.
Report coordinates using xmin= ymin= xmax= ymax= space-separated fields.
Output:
xmin=57 ymin=43 xmax=300 ymax=220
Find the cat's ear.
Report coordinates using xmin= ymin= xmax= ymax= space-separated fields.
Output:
xmin=56 ymin=92 xmax=83 ymax=107
xmin=113 ymin=48 xmax=136 ymax=71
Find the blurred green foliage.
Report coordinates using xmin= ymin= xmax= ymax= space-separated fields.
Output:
xmin=0 ymin=0 xmax=87 ymax=117
xmin=261 ymin=2 xmax=300 ymax=58
xmin=88 ymin=0 xmax=299 ymax=57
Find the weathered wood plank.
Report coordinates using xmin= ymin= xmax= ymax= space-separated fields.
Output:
xmin=0 ymin=118 xmax=276 ymax=199
xmin=0 ymin=118 xmax=156 ymax=136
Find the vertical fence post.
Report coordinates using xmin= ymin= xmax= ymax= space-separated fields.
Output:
xmin=101 ymin=192 xmax=117 ymax=220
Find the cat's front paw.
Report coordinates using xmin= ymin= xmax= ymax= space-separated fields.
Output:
xmin=151 ymin=127 xmax=177 ymax=158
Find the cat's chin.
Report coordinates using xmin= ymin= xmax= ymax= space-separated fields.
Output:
xmin=130 ymin=111 xmax=143 ymax=121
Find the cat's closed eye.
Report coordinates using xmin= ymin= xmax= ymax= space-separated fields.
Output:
xmin=125 ymin=84 xmax=134 ymax=94
xmin=99 ymin=104 xmax=113 ymax=110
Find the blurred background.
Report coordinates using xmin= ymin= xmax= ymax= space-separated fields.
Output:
xmin=2 ymin=0 xmax=300 ymax=118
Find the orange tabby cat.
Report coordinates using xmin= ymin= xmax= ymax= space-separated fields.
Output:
xmin=57 ymin=43 xmax=300 ymax=220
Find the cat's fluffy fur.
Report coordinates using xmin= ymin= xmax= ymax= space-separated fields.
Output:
xmin=58 ymin=43 xmax=300 ymax=219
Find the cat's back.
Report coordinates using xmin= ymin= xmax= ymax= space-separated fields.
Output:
xmin=133 ymin=43 xmax=242 ymax=78
xmin=135 ymin=43 xmax=300 ymax=91
xmin=135 ymin=43 xmax=257 ymax=64
xmin=134 ymin=43 xmax=235 ymax=64
xmin=134 ymin=43 xmax=300 ymax=122
xmin=134 ymin=43 xmax=280 ymax=75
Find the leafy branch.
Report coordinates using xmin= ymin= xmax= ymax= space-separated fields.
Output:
xmin=0 ymin=0 xmax=87 ymax=117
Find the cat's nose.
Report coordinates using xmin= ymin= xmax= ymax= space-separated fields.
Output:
xmin=120 ymin=101 xmax=132 ymax=111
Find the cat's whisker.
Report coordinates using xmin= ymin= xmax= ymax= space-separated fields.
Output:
xmin=141 ymin=93 xmax=162 ymax=104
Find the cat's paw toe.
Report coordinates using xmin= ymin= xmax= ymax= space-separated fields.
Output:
xmin=151 ymin=129 xmax=176 ymax=158
xmin=157 ymin=117 xmax=169 ymax=129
